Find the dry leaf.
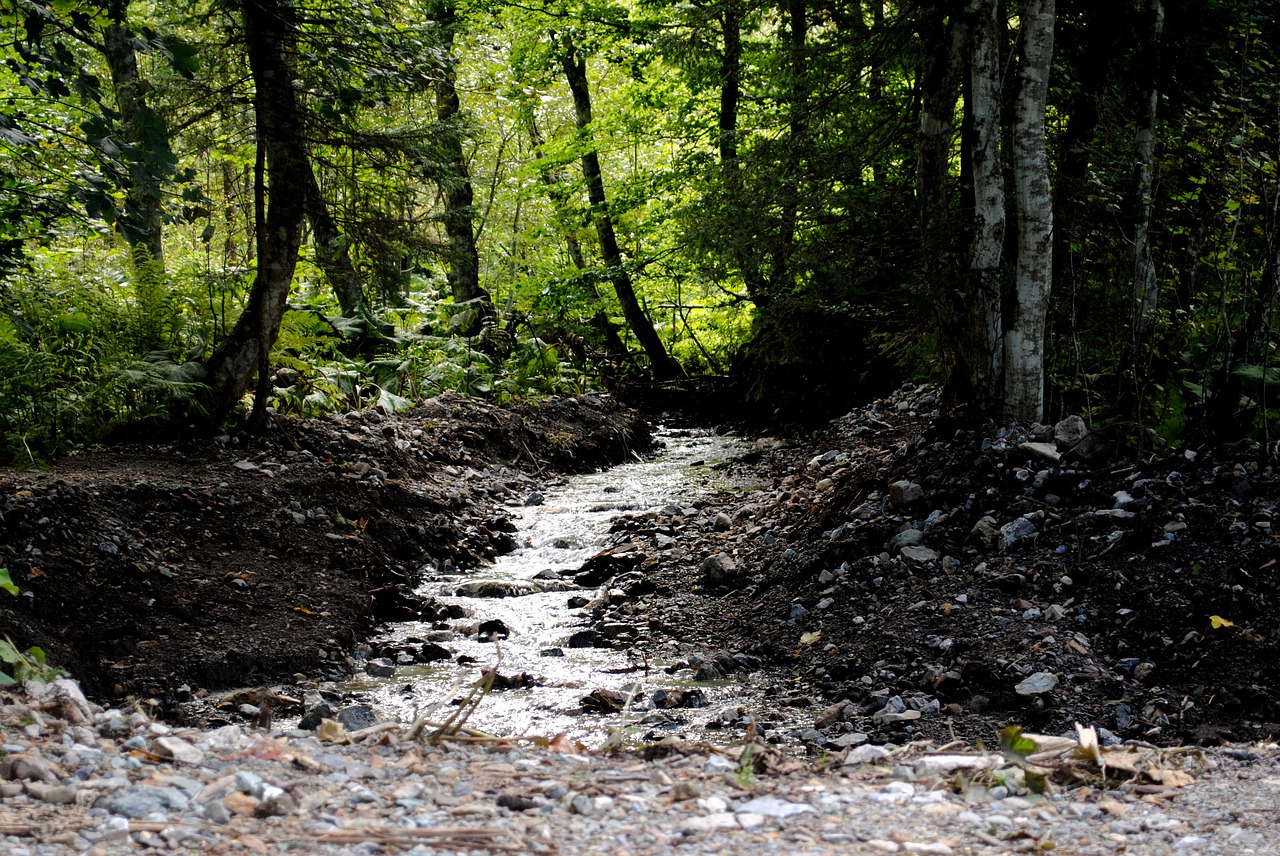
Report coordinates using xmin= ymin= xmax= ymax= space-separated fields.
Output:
xmin=799 ymin=630 xmax=822 ymax=645
xmin=317 ymin=718 xmax=349 ymax=745
xmin=1210 ymin=615 xmax=1235 ymax=629
xmin=1146 ymin=768 xmax=1194 ymax=787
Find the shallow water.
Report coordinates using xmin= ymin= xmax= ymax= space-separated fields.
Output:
xmin=347 ymin=426 xmax=760 ymax=746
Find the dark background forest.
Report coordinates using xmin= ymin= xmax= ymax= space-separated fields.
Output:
xmin=1 ymin=0 xmax=1278 ymax=464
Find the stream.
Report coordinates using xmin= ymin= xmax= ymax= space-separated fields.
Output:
xmin=343 ymin=426 xmax=766 ymax=747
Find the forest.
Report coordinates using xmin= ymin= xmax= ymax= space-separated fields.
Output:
xmin=1 ymin=0 xmax=1278 ymax=464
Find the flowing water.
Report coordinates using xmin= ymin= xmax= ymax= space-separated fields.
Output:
xmin=344 ymin=426 xmax=759 ymax=746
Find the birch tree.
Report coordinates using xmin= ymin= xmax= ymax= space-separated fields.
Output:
xmin=960 ymin=0 xmax=1005 ymax=406
xmin=1003 ymin=0 xmax=1055 ymax=423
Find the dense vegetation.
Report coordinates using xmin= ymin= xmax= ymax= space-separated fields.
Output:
xmin=0 ymin=0 xmax=1277 ymax=464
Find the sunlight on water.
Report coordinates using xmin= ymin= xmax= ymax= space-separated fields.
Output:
xmin=347 ymin=426 xmax=758 ymax=746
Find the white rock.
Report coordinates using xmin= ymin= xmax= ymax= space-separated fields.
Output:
xmin=736 ymin=796 xmax=815 ymax=819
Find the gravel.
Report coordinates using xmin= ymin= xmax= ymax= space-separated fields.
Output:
xmin=1 ymin=676 xmax=1277 ymax=855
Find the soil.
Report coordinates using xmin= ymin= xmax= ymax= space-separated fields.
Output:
xmin=0 ymin=392 xmax=651 ymax=707
xmin=2 ymin=386 xmax=1278 ymax=751
xmin=632 ymin=386 xmax=1280 ymax=749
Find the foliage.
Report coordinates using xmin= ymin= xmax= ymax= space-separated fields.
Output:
xmin=0 ymin=570 xmax=64 ymax=685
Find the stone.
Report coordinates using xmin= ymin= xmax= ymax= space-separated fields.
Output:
xmin=1054 ymin=415 xmax=1089 ymax=448
xmin=999 ymin=517 xmax=1037 ymax=551
xmin=24 ymin=781 xmax=76 ymax=804
xmin=901 ymin=545 xmax=939 ymax=565
xmin=96 ymin=785 xmax=189 ymax=818
xmin=365 ymin=658 xmax=396 ymax=678
xmin=699 ymin=552 xmax=737 ymax=587
xmin=334 ymin=705 xmax=378 ymax=731
xmin=651 ymin=688 xmax=708 ymax=709
xmin=736 ymin=796 xmax=814 ymax=819
xmin=299 ymin=702 xmax=336 ymax=730
xmin=889 ymin=480 xmax=924 ymax=506
xmin=713 ymin=512 xmax=732 ymax=531
xmin=419 ymin=642 xmax=452 ymax=662
xmin=151 ymin=736 xmax=204 ymax=765
xmin=476 ymin=619 xmax=510 ymax=640
xmin=1019 ymin=442 xmax=1061 ymax=464
xmin=890 ymin=529 xmax=925 ymax=549
xmin=843 ymin=745 xmax=891 ymax=765
xmin=1015 ymin=672 xmax=1059 ymax=696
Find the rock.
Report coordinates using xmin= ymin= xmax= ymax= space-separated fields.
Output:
xmin=1015 ymin=672 xmax=1059 ymax=696
xmin=815 ymin=701 xmax=854 ymax=728
xmin=999 ymin=517 xmax=1037 ymax=551
xmin=334 ymin=705 xmax=378 ymax=731
xmin=890 ymin=529 xmax=925 ymax=549
xmin=455 ymin=580 xmax=570 ymax=598
xmin=476 ymin=619 xmax=510 ymax=640
xmin=419 ymin=642 xmax=452 ymax=662
xmin=736 ymin=796 xmax=815 ymax=819
xmin=1019 ymin=441 xmax=1061 ymax=464
xmin=713 ymin=512 xmax=732 ymax=531
xmin=96 ymin=785 xmax=190 ymax=818
xmin=843 ymin=744 xmax=891 ymax=765
xmin=889 ymin=480 xmax=924 ymax=506
xmin=151 ymin=736 xmax=204 ymax=765
xmin=901 ymin=545 xmax=939 ymax=565
xmin=365 ymin=657 xmax=396 ymax=678
xmin=567 ymin=630 xmax=600 ymax=648
xmin=1054 ymin=415 xmax=1089 ymax=448
xmin=651 ymin=688 xmax=708 ymax=709
xmin=523 ymin=492 xmax=545 ymax=506
xmin=699 ymin=552 xmax=738 ymax=587
xmin=298 ymin=702 xmax=336 ymax=730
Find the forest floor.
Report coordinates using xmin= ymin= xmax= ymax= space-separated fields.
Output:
xmin=2 ymin=388 xmax=1279 ymax=854
xmin=1 ymin=386 xmax=1278 ymax=746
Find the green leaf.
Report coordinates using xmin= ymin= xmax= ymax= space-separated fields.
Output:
xmin=0 ymin=638 xmax=20 ymax=664
xmin=0 ymin=568 xmax=17 ymax=597
xmin=998 ymin=725 xmax=1037 ymax=766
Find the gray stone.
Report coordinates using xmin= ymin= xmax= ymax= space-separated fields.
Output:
xmin=736 ymin=797 xmax=815 ymax=819
xmin=700 ymin=552 xmax=737 ymax=587
xmin=1019 ymin=442 xmax=1061 ymax=464
xmin=1054 ymin=415 xmax=1089 ymax=448
xmin=901 ymin=545 xmax=939 ymax=565
xmin=335 ymin=705 xmax=378 ymax=731
xmin=1015 ymin=672 xmax=1059 ymax=696
xmin=96 ymin=785 xmax=189 ymax=818
xmin=365 ymin=658 xmax=396 ymax=678
xmin=890 ymin=529 xmax=925 ymax=549
xmin=1000 ymin=517 xmax=1038 ymax=551
xmin=889 ymin=480 xmax=924 ymax=506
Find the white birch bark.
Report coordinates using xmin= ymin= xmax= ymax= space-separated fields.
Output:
xmin=1004 ymin=0 xmax=1056 ymax=422
xmin=966 ymin=0 xmax=1005 ymax=404
xmin=1130 ymin=0 xmax=1164 ymax=346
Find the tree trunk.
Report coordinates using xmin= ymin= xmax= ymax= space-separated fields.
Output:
xmin=201 ymin=0 xmax=311 ymax=427
xmin=917 ymin=0 xmax=966 ymax=278
xmin=303 ymin=163 xmax=366 ymax=316
xmin=773 ymin=0 xmax=808 ymax=289
xmin=717 ymin=0 xmax=769 ymax=307
xmin=918 ymin=0 xmax=968 ymax=403
xmin=959 ymin=0 xmax=1005 ymax=407
xmin=1127 ymin=0 xmax=1165 ymax=374
xmin=102 ymin=12 xmax=166 ymax=267
xmin=557 ymin=33 xmax=682 ymax=382
xmin=525 ymin=115 xmax=630 ymax=365
xmin=1003 ymin=0 xmax=1056 ymax=423
xmin=430 ymin=0 xmax=492 ymax=332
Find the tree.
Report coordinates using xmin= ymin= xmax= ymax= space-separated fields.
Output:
xmin=958 ymin=0 xmax=1005 ymax=407
xmin=201 ymin=0 xmax=310 ymax=426
xmin=429 ymin=0 xmax=494 ymax=331
xmin=1003 ymin=0 xmax=1056 ymax=422
xmin=555 ymin=30 xmax=682 ymax=382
